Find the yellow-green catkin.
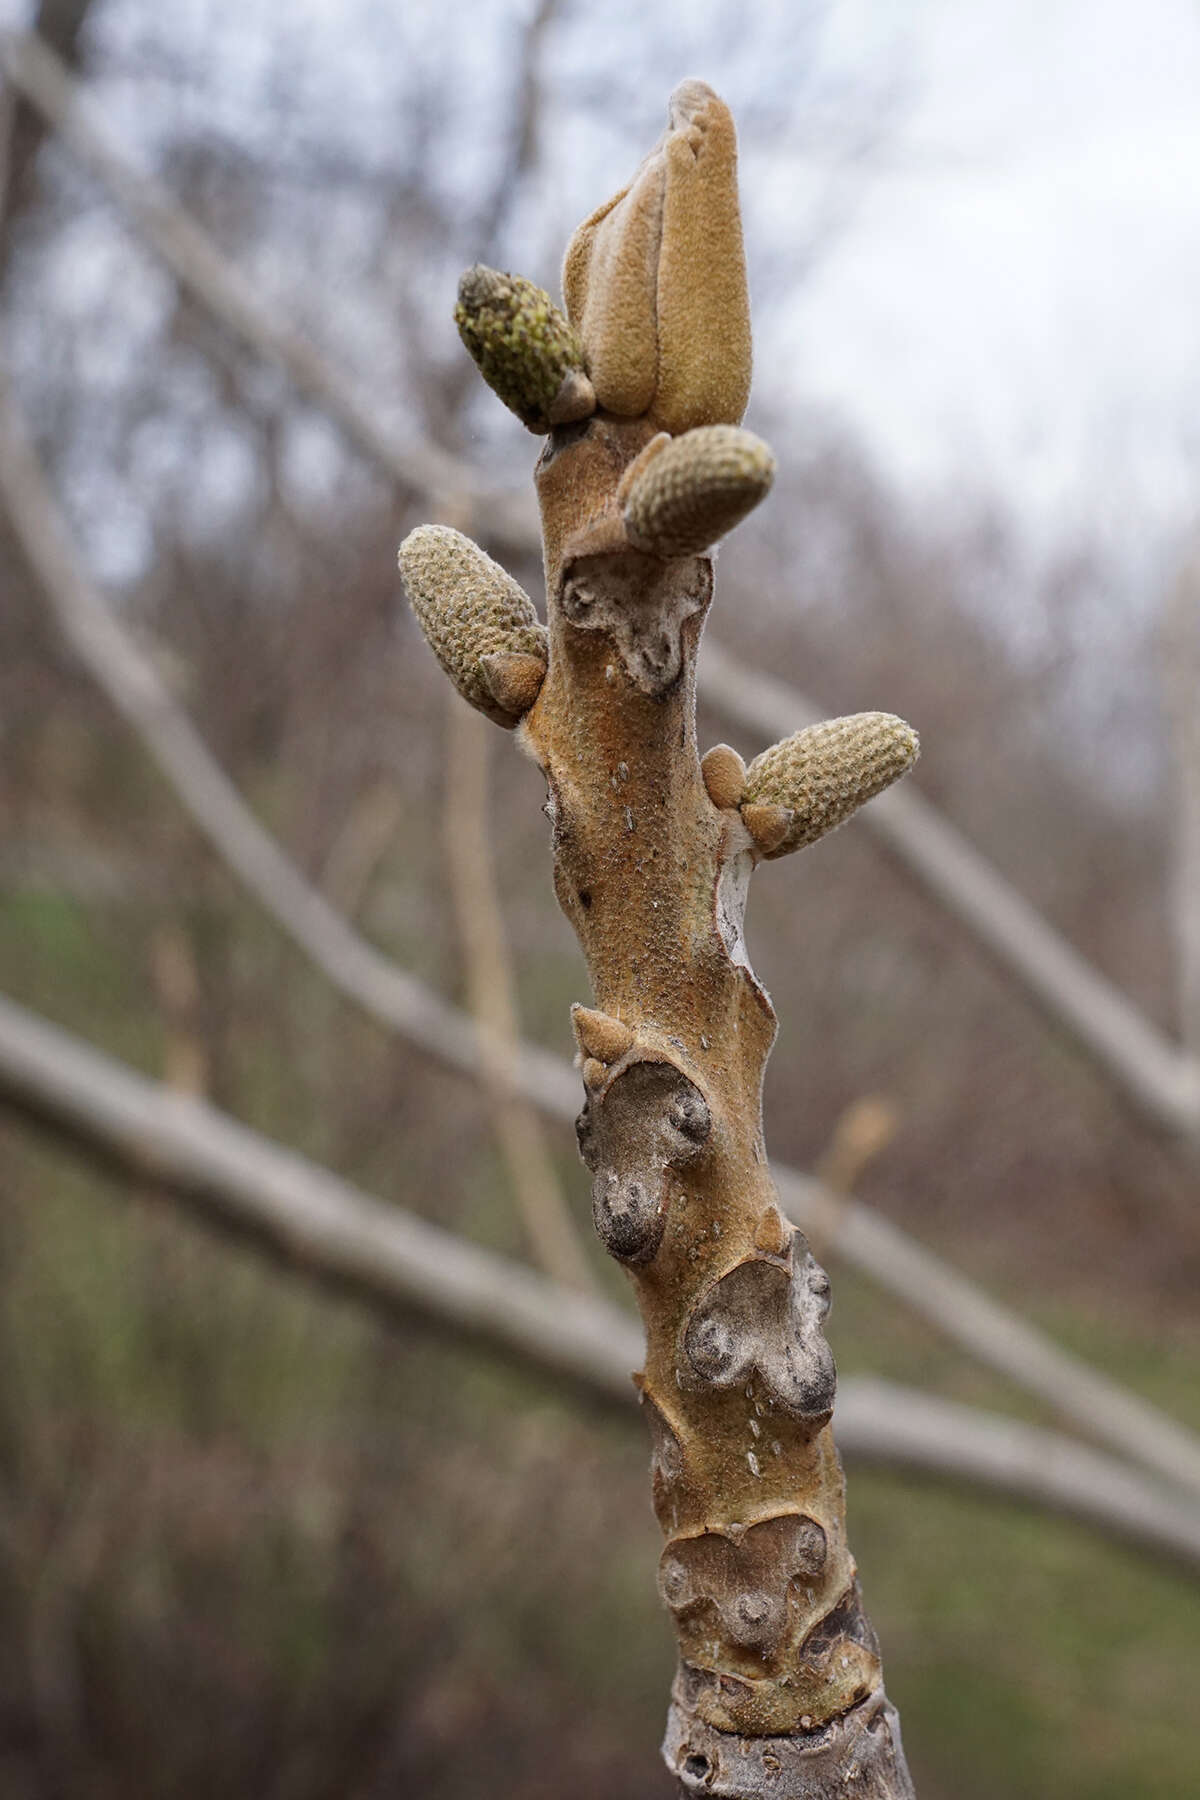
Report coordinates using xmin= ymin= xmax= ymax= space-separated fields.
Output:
xmin=454 ymin=266 xmax=594 ymax=434
xmin=743 ymin=713 xmax=920 ymax=858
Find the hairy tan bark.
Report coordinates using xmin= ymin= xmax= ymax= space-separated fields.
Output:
xmin=401 ymin=83 xmax=917 ymax=1799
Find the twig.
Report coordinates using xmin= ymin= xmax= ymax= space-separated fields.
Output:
xmin=473 ymin=0 xmax=559 ymax=261
xmin=1 ymin=986 xmax=1198 ymax=1576
xmin=147 ymin=918 xmax=208 ymax=1096
xmin=443 ymin=695 xmax=594 ymax=1290
xmin=0 ymin=58 xmax=14 ymax=244
xmin=5 ymin=23 xmax=1197 ymax=1143
xmin=807 ymin=1093 xmax=898 ymax=1259
xmin=4 ymin=365 xmax=1200 ymax=1504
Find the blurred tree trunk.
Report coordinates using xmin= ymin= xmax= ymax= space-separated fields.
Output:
xmin=0 ymin=0 xmax=94 ymax=270
xmin=1164 ymin=553 xmax=1200 ymax=1059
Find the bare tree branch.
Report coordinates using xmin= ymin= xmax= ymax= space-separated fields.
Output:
xmin=0 ymin=2 xmax=94 ymax=266
xmin=5 ymin=23 xmax=1195 ymax=1150
xmin=473 ymin=0 xmax=560 ymax=262
xmin=1 ymin=986 xmax=1198 ymax=1576
xmin=3 ymin=362 xmax=1200 ymax=1505
xmin=1164 ymin=550 xmax=1200 ymax=1060
xmin=836 ymin=1379 xmax=1200 ymax=1573
xmin=0 ymin=988 xmax=637 ymax=1405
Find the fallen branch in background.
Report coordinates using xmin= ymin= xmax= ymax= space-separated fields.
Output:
xmin=1 ymin=987 xmax=1198 ymax=1576
xmin=4 ymin=24 xmax=1197 ymax=1147
xmin=3 ymin=364 xmax=1200 ymax=1505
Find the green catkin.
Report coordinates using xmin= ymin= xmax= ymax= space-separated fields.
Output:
xmin=454 ymin=265 xmax=593 ymax=434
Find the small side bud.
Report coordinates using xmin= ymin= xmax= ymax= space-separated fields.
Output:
xmin=398 ymin=525 xmax=547 ymax=728
xmin=753 ymin=1204 xmax=791 ymax=1258
xmin=623 ymin=426 xmax=775 ymax=559
xmin=480 ymin=651 xmax=547 ymax=719
xmin=742 ymin=713 xmax=920 ymax=858
xmin=700 ymin=743 xmax=747 ymax=810
xmin=581 ymin=1057 xmax=608 ymax=1091
xmin=547 ymin=367 xmax=597 ymax=426
xmin=740 ymin=802 xmax=791 ymax=856
xmin=455 ymin=265 xmax=594 ymax=433
xmin=572 ymin=1004 xmax=636 ymax=1066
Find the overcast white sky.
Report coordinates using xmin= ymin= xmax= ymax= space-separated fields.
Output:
xmin=4 ymin=0 xmax=1199 ymax=564
xmin=782 ymin=0 xmax=1200 ymax=543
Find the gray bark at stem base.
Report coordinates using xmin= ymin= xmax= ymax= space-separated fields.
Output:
xmin=664 ymin=1682 xmax=915 ymax=1798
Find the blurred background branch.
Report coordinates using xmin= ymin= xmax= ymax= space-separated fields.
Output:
xmin=442 ymin=696 xmax=594 ymax=1292
xmin=1164 ymin=549 xmax=1200 ymax=1062
xmin=2 ymin=988 xmax=1199 ymax=1575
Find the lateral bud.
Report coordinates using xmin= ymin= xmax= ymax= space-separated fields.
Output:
xmin=571 ymin=1004 xmax=636 ymax=1066
xmin=753 ymin=1203 xmax=791 ymax=1258
xmin=742 ymin=713 xmax=920 ymax=859
xmin=455 ymin=264 xmax=595 ymax=433
xmin=740 ymin=802 xmax=791 ymax=857
xmin=700 ymin=743 xmax=747 ymax=810
xmin=398 ymin=524 xmax=548 ymax=727
xmin=480 ymin=650 xmax=547 ymax=719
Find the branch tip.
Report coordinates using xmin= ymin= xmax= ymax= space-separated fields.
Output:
xmin=563 ymin=80 xmax=751 ymax=433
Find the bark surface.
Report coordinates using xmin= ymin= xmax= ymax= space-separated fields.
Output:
xmin=401 ymin=82 xmax=918 ymax=1799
